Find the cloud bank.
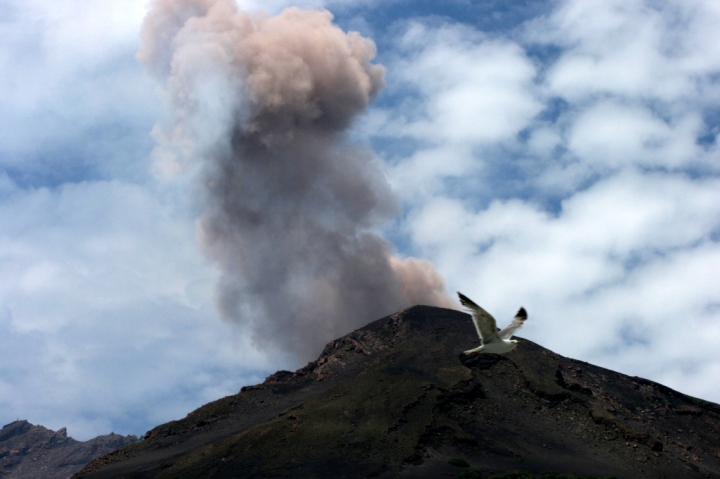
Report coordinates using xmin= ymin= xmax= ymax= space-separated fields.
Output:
xmin=374 ymin=0 xmax=720 ymax=402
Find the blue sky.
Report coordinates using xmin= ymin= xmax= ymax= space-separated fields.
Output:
xmin=2 ymin=0 xmax=720 ymax=440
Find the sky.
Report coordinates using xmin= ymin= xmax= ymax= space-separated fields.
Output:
xmin=1 ymin=0 xmax=720 ymax=441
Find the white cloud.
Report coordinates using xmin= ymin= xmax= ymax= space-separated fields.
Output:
xmin=527 ymin=126 xmax=562 ymax=155
xmin=374 ymin=21 xmax=543 ymax=202
xmin=392 ymin=22 xmax=542 ymax=147
xmin=533 ymin=0 xmax=720 ymax=103
xmin=374 ymin=2 xmax=720 ymax=406
xmin=0 ymin=179 xmax=275 ymax=440
xmin=513 ymin=0 xmax=720 ymax=190
xmin=0 ymin=0 xmax=159 ymax=179
xmin=566 ymin=102 xmax=702 ymax=168
xmin=388 ymin=145 xmax=479 ymax=201
xmin=404 ymin=169 xmax=720 ymax=401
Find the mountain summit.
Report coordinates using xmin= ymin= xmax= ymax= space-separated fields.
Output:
xmin=74 ymin=306 xmax=720 ymax=478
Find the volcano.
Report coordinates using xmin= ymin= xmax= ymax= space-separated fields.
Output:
xmin=74 ymin=306 xmax=720 ymax=478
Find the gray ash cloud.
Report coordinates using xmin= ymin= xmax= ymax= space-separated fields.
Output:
xmin=139 ymin=0 xmax=454 ymax=361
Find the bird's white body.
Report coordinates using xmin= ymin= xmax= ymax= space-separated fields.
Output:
xmin=464 ymin=339 xmax=518 ymax=355
xmin=457 ymin=292 xmax=527 ymax=356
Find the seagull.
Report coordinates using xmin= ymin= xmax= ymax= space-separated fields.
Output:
xmin=458 ymin=292 xmax=527 ymax=355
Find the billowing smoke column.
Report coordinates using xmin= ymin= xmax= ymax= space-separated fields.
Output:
xmin=139 ymin=0 xmax=455 ymax=361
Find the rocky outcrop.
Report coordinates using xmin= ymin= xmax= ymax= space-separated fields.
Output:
xmin=0 ymin=420 xmax=137 ymax=479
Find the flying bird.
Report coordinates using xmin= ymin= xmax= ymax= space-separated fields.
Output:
xmin=458 ymin=292 xmax=527 ymax=355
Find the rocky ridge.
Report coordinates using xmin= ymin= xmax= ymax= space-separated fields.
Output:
xmin=0 ymin=419 xmax=137 ymax=479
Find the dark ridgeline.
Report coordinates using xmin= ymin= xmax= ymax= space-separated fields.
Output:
xmin=74 ymin=306 xmax=720 ymax=479
xmin=0 ymin=420 xmax=137 ymax=479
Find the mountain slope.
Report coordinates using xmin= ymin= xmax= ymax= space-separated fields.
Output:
xmin=0 ymin=420 xmax=137 ymax=479
xmin=74 ymin=306 xmax=720 ymax=478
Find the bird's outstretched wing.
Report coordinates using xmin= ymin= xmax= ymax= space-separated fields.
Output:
xmin=498 ymin=307 xmax=528 ymax=340
xmin=458 ymin=292 xmax=501 ymax=344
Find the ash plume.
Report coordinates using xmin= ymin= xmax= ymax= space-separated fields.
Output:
xmin=139 ymin=0 xmax=455 ymax=361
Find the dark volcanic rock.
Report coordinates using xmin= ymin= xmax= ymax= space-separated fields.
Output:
xmin=74 ymin=306 xmax=720 ymax=479
xmin=0 ymin=420 xmax=138 ymax=479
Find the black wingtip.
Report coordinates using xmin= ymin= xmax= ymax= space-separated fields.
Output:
xmin=516 ymin=307 xmax=527 ymax=320
xmin=457 ymin=292 xmax=476 ymax=307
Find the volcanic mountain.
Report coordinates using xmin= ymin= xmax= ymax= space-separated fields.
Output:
xmin=0 ymin=419 xmax=137 ymax=479
xmin=74 ymin=306 xmax=720 ymax=479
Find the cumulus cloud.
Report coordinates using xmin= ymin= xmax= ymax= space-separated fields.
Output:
xmin=394 ymin=23 xmax=541 ymax=145
xmin=532 ymin=0 xmax=720 ymax=103
xmin=363 ymin=21 xmax=545 ymax=210
xmin=376 ymin=0 xmax=720 ymax=403
xmin=566 ymin=102 xmax=703 ymax=169
xmin=0 ymin=179 xmax=271 ymax=440
xmin=0 ymin=0 xmax=158 ymax=182
xmin=0 ymin=0 xmax=255 ymax=440
xmin=407 ymin=170 xmax=720 ymax=395
xmin=524 ymin=0 xmax=720 ymax=183
xmin=375 ymin=22 xmax=542 ymax=198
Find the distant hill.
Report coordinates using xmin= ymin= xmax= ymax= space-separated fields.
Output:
xmin=0 ymin=419 xmax=137 ymax=479
xmin=74 ymin=305 xmax=720 ymax=478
